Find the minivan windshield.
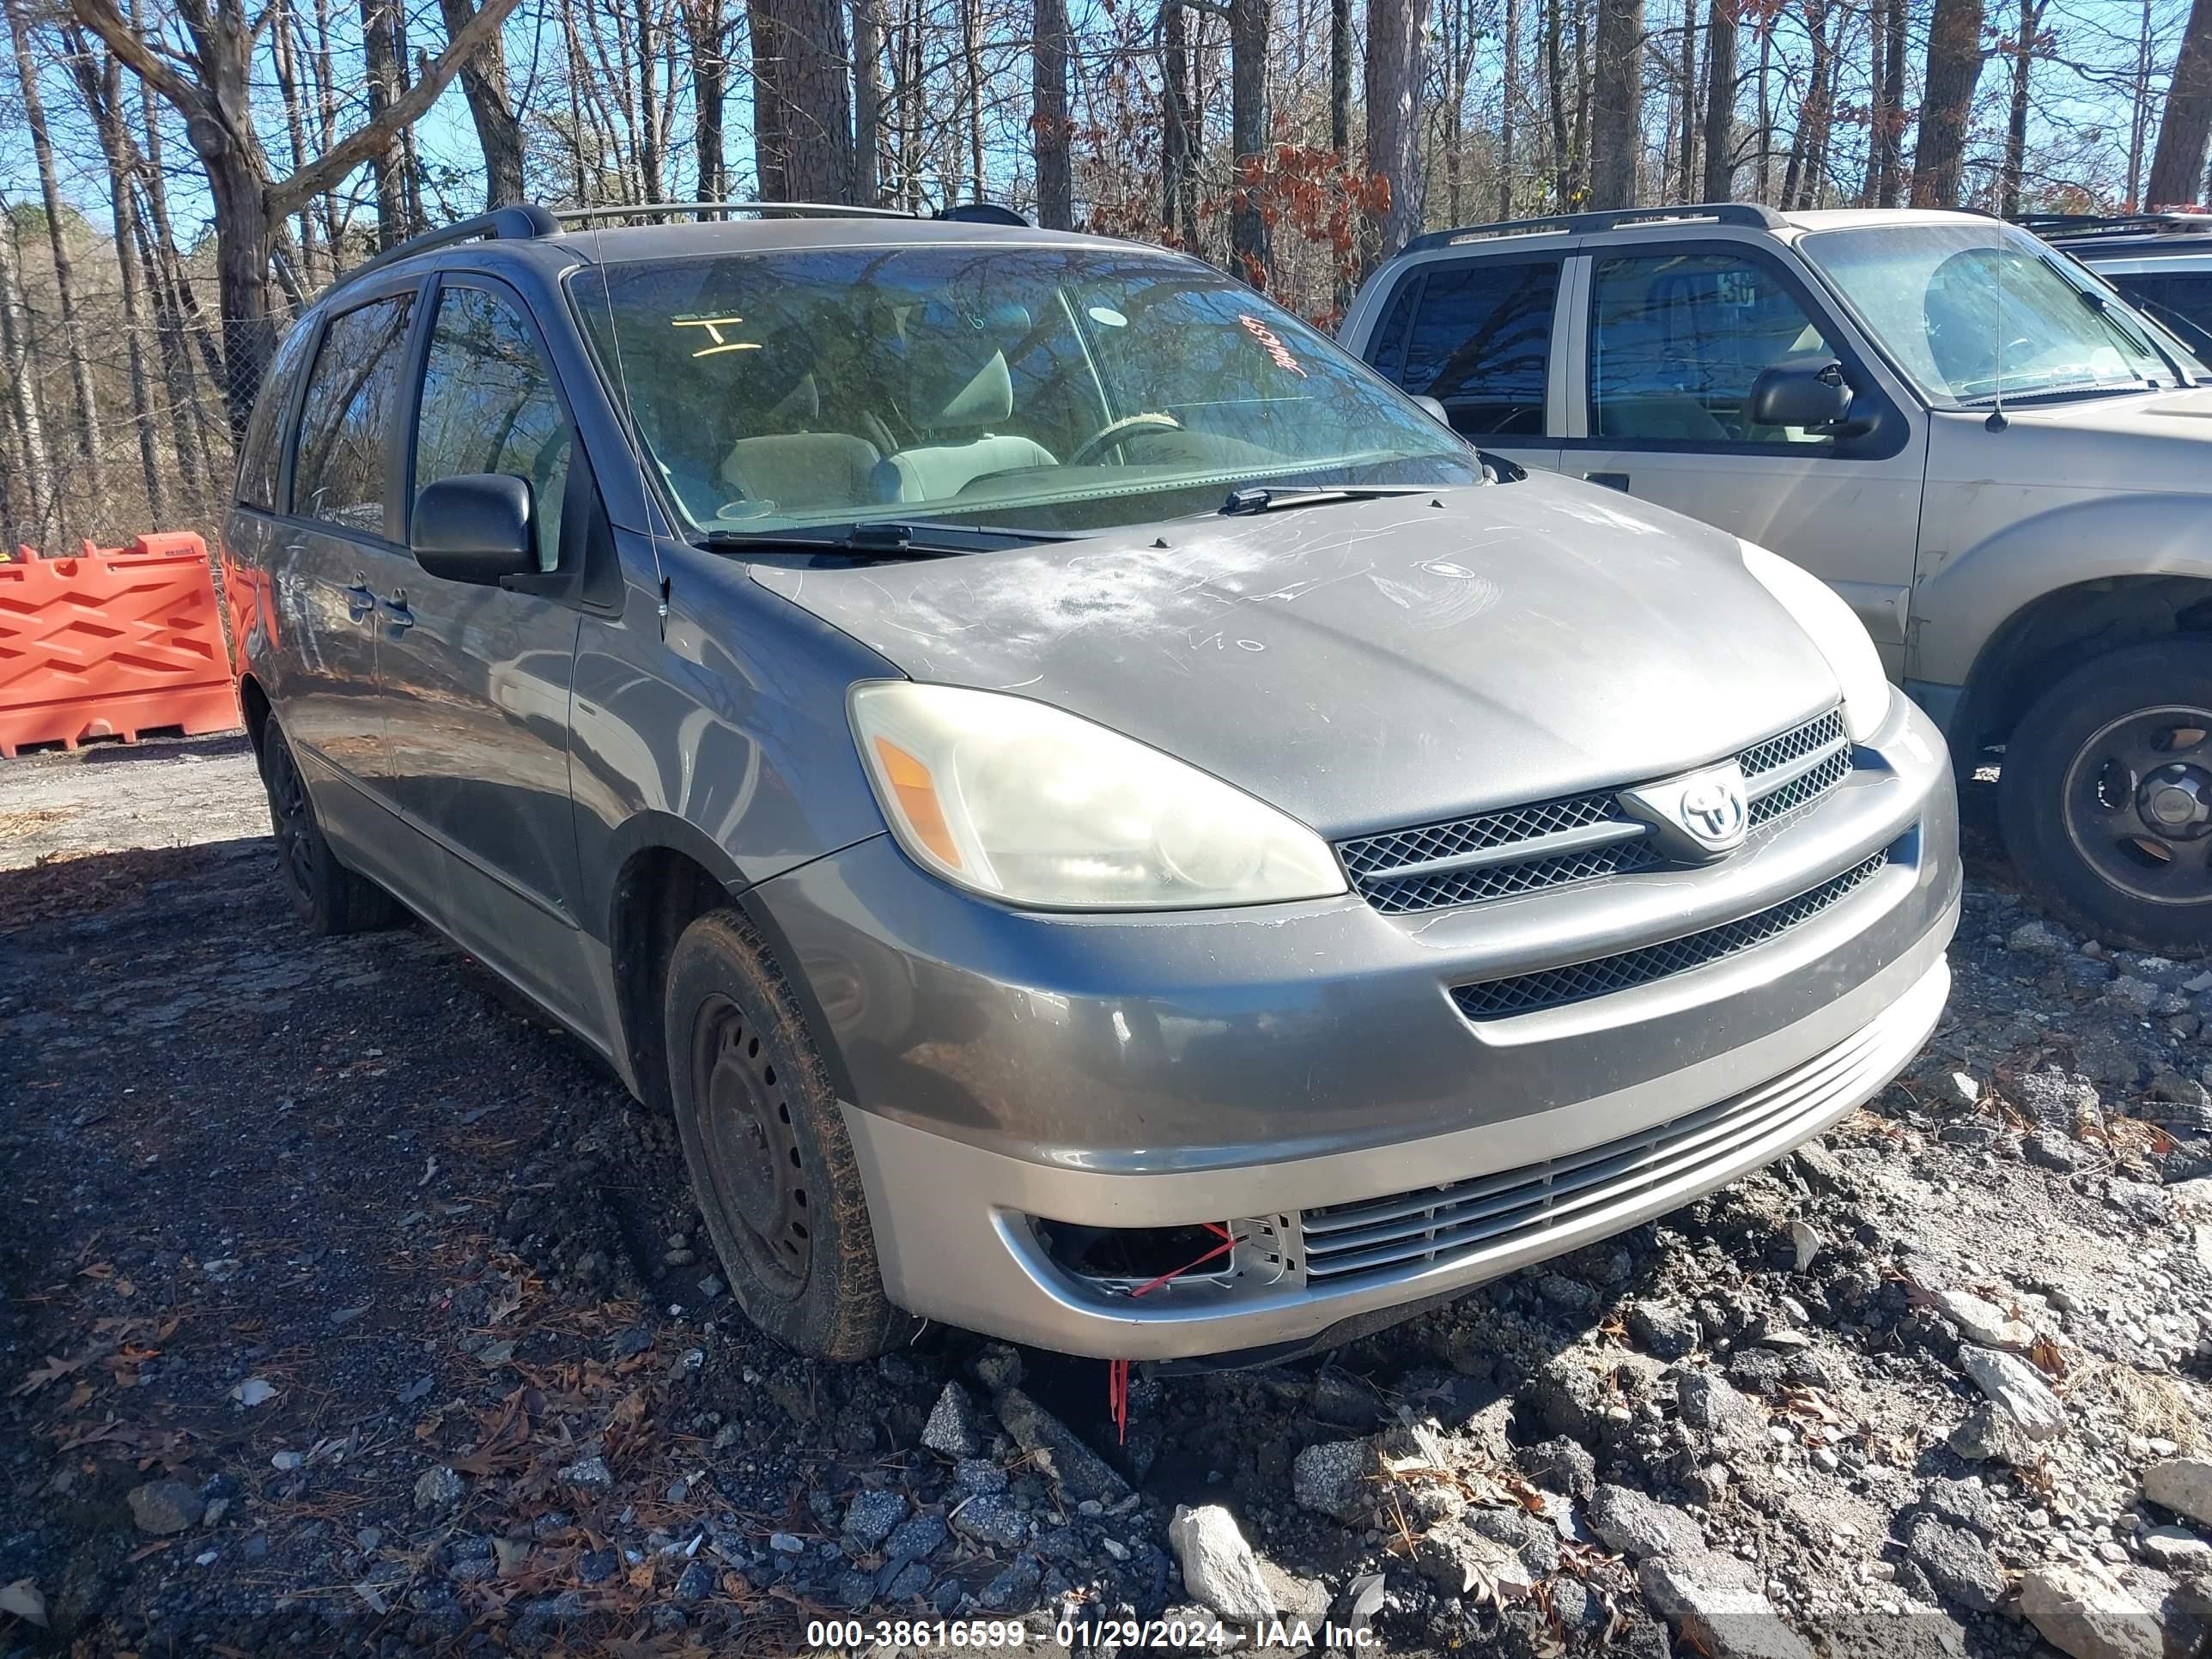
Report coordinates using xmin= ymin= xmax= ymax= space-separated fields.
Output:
xmin=572 ymin=244 xmax=1483 ymax=543
xmin=1798 ymin=222 xmax=2179 ymax=405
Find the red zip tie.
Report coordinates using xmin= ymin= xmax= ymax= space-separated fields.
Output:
xmin=1127 ymin=1223 xmax=1235 ymax=1299
xmin=1108 ymin=1223 xmax=1235 ymax=1446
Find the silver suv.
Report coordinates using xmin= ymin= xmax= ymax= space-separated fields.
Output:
xmin=224 ymin=201 xmax=1957 ymax=1363
xmin=1346 ymin=203 xmax=2212 ymax=952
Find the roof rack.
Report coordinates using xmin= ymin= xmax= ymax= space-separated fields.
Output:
xmin=2013 ymin=211 xmax=2212 ymax=240
xmin=549 ymin=199 xmax=1032 ymax=228
xmin=1399 ymin=201 xmax=1787 ymax=258
xmin=325 ymin=202 xmax=560 ymax=298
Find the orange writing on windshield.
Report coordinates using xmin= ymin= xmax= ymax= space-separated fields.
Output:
xmin=1237 ymin=314 xmax=1308 ymax=378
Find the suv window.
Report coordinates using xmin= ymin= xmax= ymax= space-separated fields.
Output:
xmin=1375 ymin=260 xmax=1558 ymax=437
xmin=235 ymin=319 xmax=317 ymax=511
xmin=293 ymin=294 xmax=416 ymax=534
xmin=2110 ymin=272 xmax=2212 ymax=356
xmin=413 ymin=286 xmax=574 ymax=573
xmin=1589 ymin=252 xmax=1832 ymax=444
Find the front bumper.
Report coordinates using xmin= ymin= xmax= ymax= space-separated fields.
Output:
xmin=755 ymin=696 xmax=1959 ymax=1358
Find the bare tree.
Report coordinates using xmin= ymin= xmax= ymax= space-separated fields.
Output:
xmin=0 ymin=211 xmax=54 ymax=536
xmin=853 ymin=0 xmax=882 ymax=202
xmin=1034 ymin=0 xmax=1072 ymax=226
xmin=1911 ymin=0 xmax=1987 ymax=206
xmin=1587 ymin=0 xmax=1644 ymax=206
xmin=68 ymin=0 xmax=529 ymax=430
xmin=750 ymin=0 xmax=855 ymax=200
xmin=438 ymin=0 xmax=528 ymax=207
xmin=1500 ymin=0 xmax=1521 ymax=213
xmin=1230 ymin=0 xmax=1270 ymax=280
xmin=1701 ymin=0 xmax=1735 ymax=198
xmin=1366 ymin=0 xmax=1430 ymax=257
xmin=1999 ymin=0 xmax=2049 ymax=211
xmin=2149 ymin=0 xmax=2212 ymax=204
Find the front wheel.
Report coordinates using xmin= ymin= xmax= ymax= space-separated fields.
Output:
xmin=662 ymin=908 xmax=915 ymax=1360
xmin=2000 ymin=638 xmax=2212 ymax=953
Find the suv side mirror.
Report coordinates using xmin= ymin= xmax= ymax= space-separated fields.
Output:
xmin=1411 ymin=393 xmax=1452 ymax=427
xmin=411 ymin=474 xmax=535 ymax=585
xmin=1747 ymin=360 xmax=1855 ymax=430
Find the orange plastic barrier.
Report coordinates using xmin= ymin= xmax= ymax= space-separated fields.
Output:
xmin=0 ymin=532 xmax=241 ymax=757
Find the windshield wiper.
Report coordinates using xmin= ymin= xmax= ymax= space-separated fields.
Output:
xmin=1960 ymin=380 xmax=2154 ymax=408
xmin=1218 ymin=483 xmax=1437 ymax=517
xmin=700 ymin=520 xmax=1081 ymax=559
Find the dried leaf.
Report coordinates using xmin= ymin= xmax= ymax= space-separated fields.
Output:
xmin=0 ymin=1578 xmax=47 ymax=1627
xmin=10 ymin=1349 xmax=94 ymax=1398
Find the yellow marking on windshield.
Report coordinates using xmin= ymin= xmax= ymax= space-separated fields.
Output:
xmin=674 ymin=315 xmax=748 ymax=343
xmin=691 ymin=342 xmax=762 ymax=358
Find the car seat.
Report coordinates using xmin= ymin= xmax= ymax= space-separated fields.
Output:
xmin=720 ymin=369 xmax=881 ymax=514
xmin=872 ymin=301 xmax=1057 ymax=502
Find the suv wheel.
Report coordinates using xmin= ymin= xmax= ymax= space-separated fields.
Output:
xmin=663 ymin=908 xmax=915 ymax=1360
xmin=2001 ymin=637 xmax=2212 ymax=953
xmin=258 ymin=720 xmax=404 ymax=935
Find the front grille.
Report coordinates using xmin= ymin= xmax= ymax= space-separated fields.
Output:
xmin=1449 ymin=848 xmax=1890 ymax=1018
xmin=1339 ymin=707 xmax=1852 ymax=916
xmin=1297 ymin=1001 xmax=1899 ymax=1284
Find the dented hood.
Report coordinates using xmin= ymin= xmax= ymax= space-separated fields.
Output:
xmin=748 ymin=474 xmax=1843 ymax=838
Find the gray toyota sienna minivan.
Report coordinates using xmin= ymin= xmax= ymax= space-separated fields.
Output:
xmin=222 ymin=202 xmax=1960 ymax=1364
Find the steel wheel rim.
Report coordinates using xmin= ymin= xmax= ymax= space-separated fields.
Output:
xmin=265 ymin=741 xmax=318 ymax=899
xmin=2060 ymin=702 xmax=2212 ymax=907
xmin=690 ymin=994 xmax=810 ymax=1298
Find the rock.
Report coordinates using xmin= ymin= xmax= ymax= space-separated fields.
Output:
xmin=1677 ymin=1369 xmax=1766 ymax=1455
xmin=884 ymin=1514 xmax=948 ymax=1563
xmin=768 ymin=1531 xmax=806 ymax=1557
xmin=413 ymin=1468 xmax=465 ymax=1516
xmin=952 ymin=1458 xmax=1007 ymax=1496
xmin=2011 ymin=921 xmax=2069 ymax=956
xmin=1521 ymin=1437 xmax=1597 ymax=1504
xmin=1905 ymin=1515 xmax=2006 ymax=1613
xmin=2018 ymin=1563 xmax=2165 ymax=1659
xmin=2140 ymin=1524 xmax=2212 ymax=1570
xmin=1934 ymin=1289 xmax=2037 ymax=1350
xmin=576 ymin=1548 xmax=618 ymax=1584
xmin=1414 ymin=1524 xmax=1534 ymax=1597
xmin=1167 ymin=1505 xmax=1275 ymax=1626
xmin=1291 ymin=1438 xmax=1382 ymax=1522
xmin=1590 ymin=1484 xmax=1706 ymax=1562
xmin=1920 ymin=1477 xmax=2004 ymax=1537
xmin=2028 ymin=1133 xmax=2085 ymax=1171
xmin=1311 ymin=1367 xmax=1388 ymax=1428
xmin=842 ymin=1488 xmax=908 ymax=1553
xmin=127 ymin=1480 xmax=205 ymax=1535
xmin=558 ymin=1455 xmax=613 ymax=1495
xmin=921 ymin=1382 xmax=986 ymax=1459
xmin=1473 ymin=1506 xmax=1561 ymax=1575
xmin=2019 ymin=1069 xmax=2100 ymax=1127
xmin=2108 ymin=977 xmax=2162 ymax=1016
xmin=993 ymin=1388 xmax=1128 ymax=1504
xmin=949 ymin=1494 xmax=1029 ymax=1551
xmin=1637 ymin=1550 xmax=1814 ymax=1659
xmin=672 ymin=1560 xmax=715 ymax=1603
xmin=1528 ymin=1353 xmax=1605 ymax=1440
xmin=970 ymin=1344 xmax=1023 ymax=1394
xmin=1958 ymin=1346 xmax=2066 ymax=1439
xmin=1627 ymin=1301 xmax=1701 ymax=1360
xmin=2146 ymin=1456 xmax=2212 ymax=1528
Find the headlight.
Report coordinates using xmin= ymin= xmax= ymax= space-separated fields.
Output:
xmin=1737 ymin=539 xmax=1893 ymax=743
xmin=850 ymin=682 xmax=1348 ymax=909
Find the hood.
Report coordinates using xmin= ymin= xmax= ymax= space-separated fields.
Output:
xmin=1969 ymin=387 xmax=2212 ymax=494
xmin=748 ymin=476 xmax=1841 ymax=838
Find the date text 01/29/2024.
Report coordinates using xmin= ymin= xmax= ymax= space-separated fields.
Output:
xmin=804 ymin=1618 xmax=1382 ymax=1650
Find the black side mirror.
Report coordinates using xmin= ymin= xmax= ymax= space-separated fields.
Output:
xmin=410 ymin=473 xmax=535 ymax=585
xmin=1747 ymin=360 xmax=1854 ymax=430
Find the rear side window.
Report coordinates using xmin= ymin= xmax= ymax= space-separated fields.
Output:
xmin=413 ymin=287 xmax=574 ymax=573
xmin=292 ymin=294 xmax=416 ymax=535
xmin=1386 ymin=260 xmax=1559 ymax=437
xmin=2115 ymin=271 xmax=2212 ymax=355
xmin=234 ymin=319 xmax=315 ymax=510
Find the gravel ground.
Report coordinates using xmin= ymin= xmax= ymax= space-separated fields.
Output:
xmin=4 ymin=744 xmax=2212 ymax=1659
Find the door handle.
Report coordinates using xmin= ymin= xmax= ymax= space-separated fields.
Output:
xmin=380 ymin=590 xmax=414 ymax=635
xmin=1583 ymin=471 xmax=1632 ymax=492
xmin=337 ymin=573 xmax=374 ymax=623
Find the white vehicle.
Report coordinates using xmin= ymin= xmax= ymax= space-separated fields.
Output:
xmin=1345 ymin=202 xmax=2212 ymax=951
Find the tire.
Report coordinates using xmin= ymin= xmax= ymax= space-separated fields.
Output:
xmin=258 ymin=719 xmax=404 ymax=937
xmin=1999 ymin=637 xmax=2212 ymax=953
xmin=663 ymin=908 xmax=915 ymax=1360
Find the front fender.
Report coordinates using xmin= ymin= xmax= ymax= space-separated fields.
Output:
xmin=1910 ymin=491 xmax=2212 ymax=688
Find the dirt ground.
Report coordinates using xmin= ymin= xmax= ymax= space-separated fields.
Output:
xmin=4 ymin=733 xmax=2212 ymax=1659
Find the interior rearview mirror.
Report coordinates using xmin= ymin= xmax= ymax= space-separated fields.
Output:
xmin=411 ymin=474 xmax=535 ymax=585
xmin=1747 ymin=360 xmax=1855 ymax=431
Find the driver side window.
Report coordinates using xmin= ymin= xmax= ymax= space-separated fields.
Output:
xmin=414 ymin=285 xmax=574 ymax=573
xmin=1589 ymin=252 xmax=1834 ymax=446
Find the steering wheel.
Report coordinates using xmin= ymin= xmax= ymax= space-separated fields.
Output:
xmin=1063 ymin=411 xmax=1183 ymax=468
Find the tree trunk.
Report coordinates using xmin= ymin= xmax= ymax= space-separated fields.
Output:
xmin=1878 ymin=0 xmax=1904 ymax=201
xmin=1162 ymin=0 xmax=1193 ymax=240
xmin=852 ymin=0 xmax=880 ymax=203
xmin=1781 ymin=0 xmax=1826 ymax=206
xmin=1861 ymin=0 xmax=1886 ymax=202
xmin=1677 ymin=3 xmax=1698 ymax=198
xmin=748 ymin=0 xmax=856 ymax=200
xmin=1230 ymin=0 xmax=1271 ymax=283
xmin=1911 ymin=0 xmax=1986 ymax=206
xmin=1033 ymin=0 xmax=1071 ymax=226
xmin=1500 ymin=0 xmax=1519 ymax=214
xmin=1999 ymin=0 xmax=2043 ymax=213
xmin=1365 ymin=0 xmax=1430 ymax=258
xmin=269 ymin=3 xmax=321 ymax=281
xmin=5 ymin=0 xmax=103 ymax=496
xmin=362 ymin=0 xmax=408 ymax=244
xmin=2150 ymin=0 xmax=2212 ymax=205
xmin=437 ymin=0 xmax=528 ymax=206
xmin=1587 ymin=0 xmax=1644 ymax=207
xmin=1546 ymin=0 xmax=1572 ymax=199
xmin=636 ymin=0 xmax=665 ymax=201
xmin=0 ymin=216 xmax=55 ymax=536
xmin=1701 ymin=0 xmax=1735 ymax=198
xmin=1754 ymin=11 xmax=1771 ymax=198
xmin=1330 ymin=0 xmax=1351 ymax=155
